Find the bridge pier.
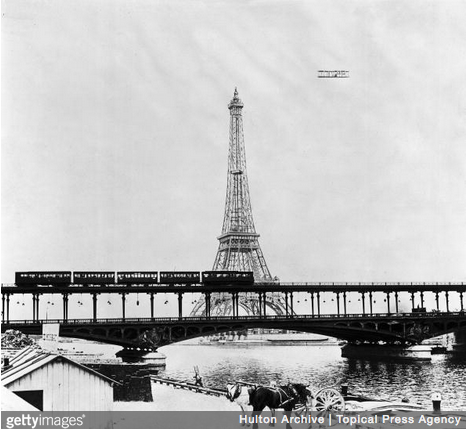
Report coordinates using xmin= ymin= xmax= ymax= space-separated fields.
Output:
xmin=369 ymin=292 xmax=373 ymax=314
xmin=317 ymin=292 xmax=321 ymax=316
xmin=460 ymin=292 xmax=464 ymax=311
xmin=395 ymin=292 xmax=399 ymax=313
xmin=115 ymin=347 xmax=166 ymax=365
xmin=361 ymin=292 xmax=366 ymax=314
xmin=435 ymin=292 xmax=440 ymax=311
xmin=445 ymin=291 xmax=449 ymax=312
xmin=336 ymin=292 xmax=340 ymax=314
xmin=386 ymin=292 xmax=391 ymax=314
xmin=341 ymin=343 xmax=431 ymax=361
xmin=343 ymin=291 xmax=347 ymax=315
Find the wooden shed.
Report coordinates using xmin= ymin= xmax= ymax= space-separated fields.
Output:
xmin=1 ymin=347 xmax=118 ymax=411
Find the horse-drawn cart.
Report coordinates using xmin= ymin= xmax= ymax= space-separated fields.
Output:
xmin=227 ymin=381 xmax=346 ymax=415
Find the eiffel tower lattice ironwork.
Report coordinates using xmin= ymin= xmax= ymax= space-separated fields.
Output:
xmin=191 ymin=88 xmax=287 ymax=317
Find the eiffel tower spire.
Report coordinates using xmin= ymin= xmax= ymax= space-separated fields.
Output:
xmin=212 ymin=88 xmax=272 ymax=280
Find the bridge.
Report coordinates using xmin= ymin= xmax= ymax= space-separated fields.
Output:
xmin=2 ymin=281 xmax=465 ymax=351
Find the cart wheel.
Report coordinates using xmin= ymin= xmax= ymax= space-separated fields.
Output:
xmin=314 ymin=388 xmax=345 ymax=411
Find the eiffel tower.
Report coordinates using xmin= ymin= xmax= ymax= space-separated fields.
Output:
xmin=191 ymin=89 xmax=287 ymax=317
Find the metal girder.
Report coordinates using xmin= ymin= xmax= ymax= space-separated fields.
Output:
xmin=4 ymin=313 xmax=464 ymax=349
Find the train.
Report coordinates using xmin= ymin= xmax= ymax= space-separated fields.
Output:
xmin=14 ymin=270 xmax=254 ymax=288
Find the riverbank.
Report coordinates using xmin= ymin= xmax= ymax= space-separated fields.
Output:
xmin=114 ymin=383 xmax=238 ymax=411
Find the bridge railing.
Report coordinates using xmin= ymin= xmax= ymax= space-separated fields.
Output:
xmin=258 ymin=281 xmax=466 ymax=287
xmin=3 ymin=281 xmax=465 ymax=289
xmin=3 ymin=311 xmax=464 ymax=325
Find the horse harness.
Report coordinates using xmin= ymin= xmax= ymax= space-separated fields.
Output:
xmin=264 ymin=386 xmax=298 ymax=408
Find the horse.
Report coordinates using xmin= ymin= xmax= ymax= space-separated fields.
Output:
xmin=226 ymin=382 xmax=255 ymax=414
xmin=248 ymin=383 xmax=312 ymax=429
xmin=227 ymin=382 xmax=282 ymax=427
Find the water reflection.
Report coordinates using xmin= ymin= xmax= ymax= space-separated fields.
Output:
xmin=159 ymin=344 xmax=466 ymax=409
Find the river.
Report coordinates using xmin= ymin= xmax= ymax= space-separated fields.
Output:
xmin=157 ymin=342 xmax=466 ymax=410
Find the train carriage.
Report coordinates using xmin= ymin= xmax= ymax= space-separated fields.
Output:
xmin=15 ymin=272 xmax=72 ymax=288
xmin=159 ymin=271 xmax=201 ymax=284
xmin=116 ymin=272 xmax=158 ymax=285
xmin=202 ymin=271 xmax=254 ymax=285
xmin=73 ymin=271 xmax=115 ymax=285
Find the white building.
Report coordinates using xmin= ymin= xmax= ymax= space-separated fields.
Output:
xmin=2 ymin=347 xmax=118 ymax=411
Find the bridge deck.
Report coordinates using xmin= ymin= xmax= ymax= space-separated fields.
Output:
xmin=3 ymin=310 xmax=464 ymax=325
xmin=1 ymin=282 xmax=465 ymax=294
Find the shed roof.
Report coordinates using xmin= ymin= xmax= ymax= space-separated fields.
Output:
xmin=1 ymin=347 xmax=120 ymax=386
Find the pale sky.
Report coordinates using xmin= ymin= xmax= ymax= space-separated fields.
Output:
xmin=2 ymin=0 xmax=466 ymax=293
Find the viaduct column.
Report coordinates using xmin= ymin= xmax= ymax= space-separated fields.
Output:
xmin=121 ymin=293 xmax=126 ymax=321
xmin=258 ymin=292 xmax=263 ymax=317
xmin=92 ymin=293 xmax=98 ymax=322
xmin=205 ymin=292 xmax=211 ymax=318
xmin=150 ymin=293 xmax=155 ymax=320
xmin=62 ymin=293 xmax=69 ymax=321
xmin=32 ymin=293 xmax=40 ymax=322
xmin=4 ymin=294 xmax=11 ymax=323
xmin=178 ymin=293 xmax=183 ymax=319
xmin=1 ymin=294 xmax=5 ymax=323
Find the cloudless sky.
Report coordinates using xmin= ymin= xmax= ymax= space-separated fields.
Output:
xmin=2 ymin=0 xmax=466 ymax=294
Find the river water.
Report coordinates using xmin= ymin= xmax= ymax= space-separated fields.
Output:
xmin=157 ymin=343 xmax=466 ymax=410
